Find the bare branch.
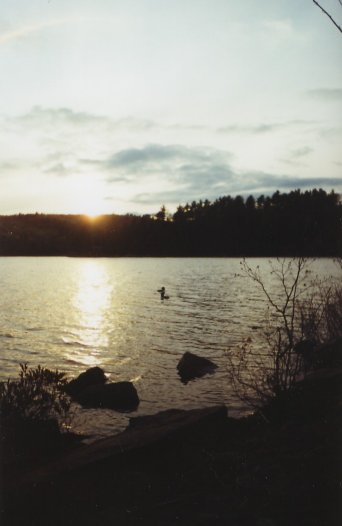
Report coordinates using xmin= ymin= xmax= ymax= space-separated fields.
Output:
xmin=313 ymin=0 xmax=342 ymax=34
xmin=228 ymin=258 xmax=342 ymax=412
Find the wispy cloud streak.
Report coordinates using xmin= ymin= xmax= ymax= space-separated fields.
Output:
xmin=306 ymin=88 xmax=342 ymax=101
xmin=0 ymin=18 xmax=81 ymax=45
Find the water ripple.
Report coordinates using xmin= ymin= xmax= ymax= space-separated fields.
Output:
xmin=0 ymin=256 xmax=337 ymax=438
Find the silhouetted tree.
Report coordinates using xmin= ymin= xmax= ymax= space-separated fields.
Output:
xmin=155 ymin=205 xmax=166 ymax=221
xmin=246 ymin=195 xmax=256 ymax=210
xmin=0 ymin=189 xmax=340 ymax=257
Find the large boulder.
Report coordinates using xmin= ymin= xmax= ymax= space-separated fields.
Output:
xmin=75 ymin=381 xmax=140 ymax=412
xmin=177 ymin=351 xmax=218 ymax=383
xmin=65 ymin=367 xmax=107 ymax=397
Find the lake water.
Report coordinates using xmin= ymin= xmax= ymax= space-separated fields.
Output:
xmin=0 ymin=257 xmax=339 ymax=439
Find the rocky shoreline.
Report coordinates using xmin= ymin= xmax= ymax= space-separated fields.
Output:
xmin=2 ymin=355 xmax=342 ymax=526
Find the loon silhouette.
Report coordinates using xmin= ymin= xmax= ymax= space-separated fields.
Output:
xmin=157 ymin=286 xmax=169 ymax=300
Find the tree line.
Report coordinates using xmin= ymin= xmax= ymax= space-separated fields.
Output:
xmin=0 ymin=189 xmax=341 ymax=257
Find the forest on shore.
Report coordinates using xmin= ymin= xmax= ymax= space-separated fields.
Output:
xmin=0 ymin=189 xmax=341 ymax=257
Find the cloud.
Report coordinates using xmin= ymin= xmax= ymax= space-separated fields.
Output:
xmin=43 ymin=163 xmax=76 ymax=177
xmin=1 ymin=108 xmax=168 ymax=188
xmin=8 ymin=107 xmax=160 ymax=147
xmin=239 ymin=174 xmax=342 ymax=193
xmin=16 ymin=107 xmax=315 ymax=140
xmin=133 ymin=170 xmax=342 ymax=207
xmin=12 ymin=107 xmax=210 ymax=135
xmin=106 ymin=144 xmax=220 ymax=169
xmin=217 ymin=120 xmax=312 ymax=135
xmin=92 ymin=144 xmax=235 ymax=205
xmin=114 ymin=117 xmax=156 ymax=131
xmin=103 ymin=145 xmax=234 ymax=189
xmin=306 ymin=88 xmax=342 ymax=101
xmin=0 ymin=161 xmax=19 ymax=171
xmin=218 ymin=124 xmax=278 ymax=134
xmin=290 ymin=147 xmax=313 ymax=159
xmin=13 ymin=107 xmax=161 ymax=132
xmin=0 ymin=19 xmax=78 ymax=45
xmin=135 ymin=170 xmax=342 ymax=205
xmin=1 ymin=105 xmax=340 ymax=214
xmin=17 ymin=106 xmax=109 ymax=128
xmin=134 ymin=189 xmax=200 ymax=205
xmin=9 ymin=107 xmax=318 ymax=150
xmin=261 ymin=19 xmax=297 ymax=40
xmin=281 ymin=146 xmax=314 ymax=166
xmin=319 ymin=126 xmax=342 ymax=138
xmin=76 ymin=141 xmax=342 ymax=208
xmin=282 ymin=177 xmax=341 ymax=189
xmin=107 ymin=144 xmax=188 ymax=168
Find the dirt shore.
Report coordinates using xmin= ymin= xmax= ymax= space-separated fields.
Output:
xmin=2 ymin=368 xmax=342 ymax=526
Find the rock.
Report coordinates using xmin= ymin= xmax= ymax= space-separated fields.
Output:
xmin=313 ymin=337 xmax=342 ymax=369
xmin=294 ymin=338 xmax=342 ymax=371
xmin=76 ymin=381 xmax=140 ymax=411
xmin=65 ymin=367 xmax=139 ymax=412
xmin=262 ymin=367 xmax=342 ymax=424
xmin=8 ymin=405 xmax=228 ymax=498
xmin=65 ymin=367 xmax=107 ymax=397
xmin=177 ymin=351 xmax=218 ymax=382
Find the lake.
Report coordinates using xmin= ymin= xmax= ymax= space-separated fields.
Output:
xmin=0 ymin=257 xmax=339 ymax=439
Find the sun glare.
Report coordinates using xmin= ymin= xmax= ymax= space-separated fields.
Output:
xmin=82 ymin=201 xmax=106 ymax=220
xmin=86 ymin=212 xmax=101 ymax=220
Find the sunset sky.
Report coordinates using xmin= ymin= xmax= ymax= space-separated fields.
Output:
xmin=1 ymin=0 xmax=341 ymax=216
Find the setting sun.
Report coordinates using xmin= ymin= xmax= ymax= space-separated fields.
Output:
xmin=81 ymin=203 xmax=104 ymax=220
xmin=85 ymin=211 xmax=102 ymax=220
xmin=85 ymin=213 xmax=100 ymax=221
xmin=69 ymin=175 xmax=110 ymax=217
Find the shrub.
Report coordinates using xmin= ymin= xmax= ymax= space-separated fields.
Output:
xmin=226 ymin=258 xmax=342 ymax=412
xmin=298 ymin=282 xmax=342 ymax=343
xmin=0 ymin=363 xmax=71 ymax=428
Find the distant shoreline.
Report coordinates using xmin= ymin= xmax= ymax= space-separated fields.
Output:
xmin=1 ymin=190 xmax=340 ymax=258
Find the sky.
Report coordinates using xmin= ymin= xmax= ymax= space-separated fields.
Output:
xmin=0 ymin=0 xmax=341 ymax=216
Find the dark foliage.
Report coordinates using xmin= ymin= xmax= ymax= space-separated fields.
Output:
xmin=0 ymin=363 xmax=71 ymax=427
xmin=0 ymin=364 xmax=73 ymax=464
xmin=0 ymin=188 xmax=340 ymax=256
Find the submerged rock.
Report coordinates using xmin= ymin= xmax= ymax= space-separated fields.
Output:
xmin=65 ymin=366 xmax=107 ymax=397
xmin=177 ymin=351 xmax=218 ymax=383
xmin=76 ymin=381 xmax=140 ymax=412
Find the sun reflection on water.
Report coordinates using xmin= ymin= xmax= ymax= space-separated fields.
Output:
xmin=70 ymin=260 xmax=113 ymax=365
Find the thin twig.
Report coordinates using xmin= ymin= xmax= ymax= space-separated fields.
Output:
xmin=313 ymin=0 xmax=342 ymax=34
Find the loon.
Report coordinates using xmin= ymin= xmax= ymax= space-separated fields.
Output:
xmin=157 ymin=286 xmax=169 ymax=300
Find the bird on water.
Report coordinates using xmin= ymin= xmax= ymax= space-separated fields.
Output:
xmin=157 ymin=286 xmax=169 ymax=300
